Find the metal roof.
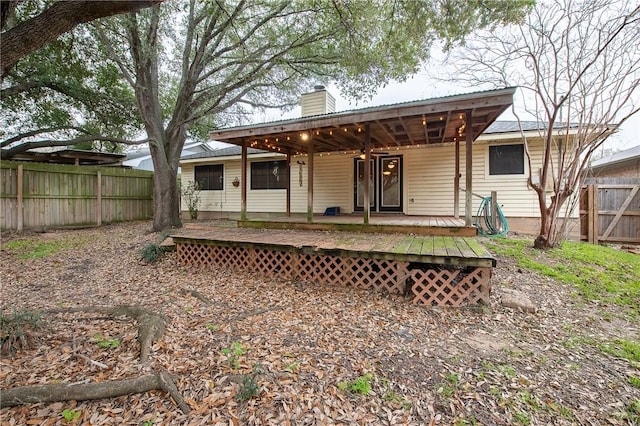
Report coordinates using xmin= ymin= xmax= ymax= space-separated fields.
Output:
xmin=483 ymin=120 xmax=580 ymax=134
xmin=209 ymin=87 xmax=516 ymax=155
xmin=590 ymin=144 xmax=640 ymax=169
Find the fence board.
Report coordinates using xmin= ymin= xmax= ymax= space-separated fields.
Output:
xmin=580 ymin=179 xmax=640 ymax=244
xmin=0 ymin=161 xmax=153 ymax=231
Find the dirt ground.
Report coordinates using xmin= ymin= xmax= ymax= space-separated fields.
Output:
xmin=1 ymin=221 xmax=638 ymax=425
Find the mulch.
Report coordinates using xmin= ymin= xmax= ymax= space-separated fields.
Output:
xmin=1 ymin=221 xmax=638 ymax=425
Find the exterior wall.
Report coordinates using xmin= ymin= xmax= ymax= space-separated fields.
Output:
xmin=589 ymin=159 xmax=640 ymax=179
xmin=182 ymin=154 xmax=352 ymax=214
xmin=181 ymin=135 xmax=579 ymax=233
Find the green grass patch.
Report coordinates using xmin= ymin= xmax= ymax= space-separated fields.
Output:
xmin=485 ymin=238 xmax=640 ymax=317
xmin=339 ymin=373 xmax=374 ymax=396
xmin=3 ymin=237 xmax=85 ymax=259
xmin=598 ymin=338 xmax=640 ymax=368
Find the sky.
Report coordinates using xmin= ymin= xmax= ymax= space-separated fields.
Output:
xmin=254 ymin=67 xmax=639 ymax=156
xmin=250 ymin=35 xmax=640 ymax=157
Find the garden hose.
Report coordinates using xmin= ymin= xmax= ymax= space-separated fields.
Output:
xmin=474 ymin=196 xmax=509 ymax=237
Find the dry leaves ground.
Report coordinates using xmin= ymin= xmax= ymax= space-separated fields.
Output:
xmin=0 ymin=221 xmax=638 ymax=425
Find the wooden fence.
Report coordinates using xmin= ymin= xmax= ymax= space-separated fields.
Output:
xmin=1 ymin=161 xmax=154 ymax=231
xmin=580 ymin=178 xmax=640 ymax=244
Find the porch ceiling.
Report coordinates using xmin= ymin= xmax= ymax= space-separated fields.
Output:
xmin=210 ymin=87 xmax=516 ymax=155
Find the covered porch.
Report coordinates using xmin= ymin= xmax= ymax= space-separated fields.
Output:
xmin=208 ymin=87 xmax=516 ymax=229
xmin=185 ymin=213 xmax=473 ymax=236
xmin=237 ymin=213 xmax=474 ymax=236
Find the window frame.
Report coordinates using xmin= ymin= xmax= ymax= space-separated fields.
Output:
xmin=194 ymin=164 xmax=224 ymax=190
xmin=487 ymin=143 xmax=525 ymax=176
xmin=250 ymin=160 xmax=289 ymax=190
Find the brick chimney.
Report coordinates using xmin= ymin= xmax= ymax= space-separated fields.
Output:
xmin=300 ymin=85 xmax=336 ymax=117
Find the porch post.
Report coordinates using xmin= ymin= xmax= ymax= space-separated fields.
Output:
xmin=363 ymin=124 xmax=371 ymax=225
xmin=307 ymin=141 xmax=314 ymax=223
xmin=465 ymin=110 xmax=473 ymax=226
xmin=286 ymin=151 xmax=291 ymax=217
xmin=454 ymin=139 xmax=460 ymax=218
xmin=241 ymin=141 xmax=247 ymax=221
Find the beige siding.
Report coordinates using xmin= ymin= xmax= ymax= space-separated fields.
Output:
xmin=293 ymin=154 xmax=352 ymax=213
xmin=405 ymin=145 xmax=459 ymax=216
xmin=300 ymin=90 xmax=336 ymax=117
xmin=181 ymin=162 xmax=242 ymax=212
xmin=183 ymin=137 xmax=577 ymax=219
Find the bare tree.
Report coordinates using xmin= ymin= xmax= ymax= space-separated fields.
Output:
xmin=449 ymin=0 xmax=640 ymax=247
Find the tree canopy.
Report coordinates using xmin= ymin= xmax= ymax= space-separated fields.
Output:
xmin=0 ymin=0 xmax=161 ymax=77
xmin=2 ymin=0 xmax=533 ymax=231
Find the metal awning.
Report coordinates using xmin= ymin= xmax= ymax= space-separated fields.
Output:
xmin=210 ymin=87 xmax=516 ymax=154
xmin=208 ymin=87 xmax=516 ymax=227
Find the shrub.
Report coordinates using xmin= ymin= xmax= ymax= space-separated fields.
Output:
xmin=139 ymin=243 xmax=164 ymax=263
xmin=181 ymin=180 xmax=202 ymax=220
xmin=0 ymin=309 xmax=42 ymax=356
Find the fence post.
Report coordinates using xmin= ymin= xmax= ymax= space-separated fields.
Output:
xmin=96 ymin=170 xmax=102 ymax=226
xmin=17 ymin=165 xmax=23 ymax=231
xmin=491 ymin=190 xmax=497 ymax=231
xmin=587 ymin=184 xmax=599 ymax=244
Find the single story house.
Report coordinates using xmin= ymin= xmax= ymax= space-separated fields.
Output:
xmin=180 ymin=87 xmax=579 ymax=235
xmin=124 ymin=141 xmax=216 ymax=171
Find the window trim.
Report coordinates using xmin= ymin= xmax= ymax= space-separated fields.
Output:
xmin=250 ymin=159 xmax=289 ymax=190
xmin=486 ymin=143 xmax=526 ymax=177
xmin=194 ymin=164 xmax=224 ymax=190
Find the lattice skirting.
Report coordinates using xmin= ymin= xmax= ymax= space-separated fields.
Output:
xmin=176 ymin=242 xmax=491 ymax=306
xmin=409 ymin=267 xmax=491 ymax=307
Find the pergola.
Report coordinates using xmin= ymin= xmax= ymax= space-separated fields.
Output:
xmin=209 ymin=87 xmax=516 ymax=225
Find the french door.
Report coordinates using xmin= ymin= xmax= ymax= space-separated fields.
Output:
xmin=354 ymin=155 xmax=402 ymax=212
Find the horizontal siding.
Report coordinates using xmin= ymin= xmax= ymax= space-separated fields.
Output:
xmin=184 ymin=138 xmax=577 ymax=219
xmin=405 ymin=145 xmax=458 ymax=216
xmin=314 ymin=155 xmax=352 ymax=212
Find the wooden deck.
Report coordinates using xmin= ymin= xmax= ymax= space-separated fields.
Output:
xmin=173 ymin=225 xmax=494 ymax=267
xmin=198 ymin=213 xmax=476 ymax=236
xmin=172 ymin=225 xmax=495 ymax=307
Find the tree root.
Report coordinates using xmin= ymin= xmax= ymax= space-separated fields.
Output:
xmin=179 ymin=288 xmax=213 ymax=306
xmin=46 ymin=305 xmax=167 ymax=363
xmin=228 ymin=306 xmax=283 ymax=323
xmin=0 ymin=369 xmax=190 ymax=414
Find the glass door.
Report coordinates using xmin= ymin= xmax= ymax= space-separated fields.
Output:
xmin=379 ymin=156 xmax=402 ymax=211
xmin=354 ymin=158 xmax=375 ymax=211
xmin=354 ymin=156 xmax=402 ymax=212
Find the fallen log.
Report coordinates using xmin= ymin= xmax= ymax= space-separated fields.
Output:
xmin=0 ymin=370 xmax=190 ymax=414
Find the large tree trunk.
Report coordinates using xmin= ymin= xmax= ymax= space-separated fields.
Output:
xmin=152 ymin=161 xmax=182 ymax=232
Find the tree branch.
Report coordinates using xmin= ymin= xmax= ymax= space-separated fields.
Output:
xmin=1 ymin=1 xmax=162 ymax=78
xmin=1 ymin=135 xmax=149 ymax=159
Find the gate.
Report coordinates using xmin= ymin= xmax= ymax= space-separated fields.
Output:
xmin=580 ymin=178 xmax=640 ymax=244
